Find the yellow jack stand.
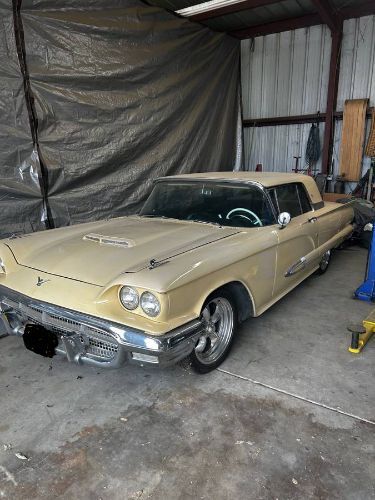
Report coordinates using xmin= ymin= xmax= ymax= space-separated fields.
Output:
xmin=348 ymin=310 xmax=375 ymax=353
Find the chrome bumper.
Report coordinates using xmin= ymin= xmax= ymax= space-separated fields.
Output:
xmin=0 ymin=286 xmax=204 ymax=368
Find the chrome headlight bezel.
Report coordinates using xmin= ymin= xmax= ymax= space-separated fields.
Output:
xmin=140 ymin=291 xmax=161 ymax=317
xmin=119 ymin=286 xmax=139 ymax=311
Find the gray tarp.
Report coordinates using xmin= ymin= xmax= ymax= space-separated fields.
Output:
xmin=0 ymin=0 xmax=241 ymax=235
xmin=0 ymin=0 xmax=46 ymax=236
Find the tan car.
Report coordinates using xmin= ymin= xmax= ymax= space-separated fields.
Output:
xmin=0 ymin=172 xmax=353 ymax=373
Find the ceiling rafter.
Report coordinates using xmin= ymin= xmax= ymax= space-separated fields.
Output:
xmin=339 ymin=0 xmax=375 ymax=21
xmin=230 ymin=0 xmax=375 ymax=39
xmin=310 ymin=0 xmax=339 ymax=32
xmin=231 ymin=13 xmax=321 ymax=39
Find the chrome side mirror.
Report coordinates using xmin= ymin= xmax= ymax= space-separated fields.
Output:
xmin=278 ymin=212 xmax=291 ymax=228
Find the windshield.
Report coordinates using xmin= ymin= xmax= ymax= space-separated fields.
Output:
xmin=140 ymin=181 xmax=276 ymax=228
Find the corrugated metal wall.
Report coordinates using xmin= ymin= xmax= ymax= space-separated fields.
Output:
xmin=241 ymin=15 xmax=375 ymax=176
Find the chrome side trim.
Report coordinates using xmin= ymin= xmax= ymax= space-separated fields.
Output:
xmin=285 ymin=257 xmax=307 ymax=277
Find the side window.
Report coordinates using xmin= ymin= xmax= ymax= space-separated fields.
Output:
xmin=268 ymin=188 xmax=279 ymax=214
xmin=275 ymin=184 xmax=301 ymax=218
xmin=297 ymin=183 xmax=312 ymax=213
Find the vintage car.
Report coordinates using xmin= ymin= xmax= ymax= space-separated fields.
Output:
xmin=0 ymin=172 xmax=353 ymax=373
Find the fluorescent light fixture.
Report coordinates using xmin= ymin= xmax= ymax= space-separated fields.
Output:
xmin=176 ymin=0 xmax=247 ymax=17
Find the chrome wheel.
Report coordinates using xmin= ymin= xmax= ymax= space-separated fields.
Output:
xmin=319 ymin=250 xmax=331 ymax=273
xmin=194 ymin=297 xmax=234 ymax=366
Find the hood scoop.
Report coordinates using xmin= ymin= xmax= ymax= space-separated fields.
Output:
xmin=83 ymin=233 xmax=135 ymax=248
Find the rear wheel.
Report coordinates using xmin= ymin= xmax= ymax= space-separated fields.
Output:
xmin=186 ymin=290 xmax=237 ymax=374
xmin=316 ymin=249 xmax=331 ymax=275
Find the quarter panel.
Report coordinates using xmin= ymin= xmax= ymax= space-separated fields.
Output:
xmin=316 ymin=202 xmax=354 ymax=247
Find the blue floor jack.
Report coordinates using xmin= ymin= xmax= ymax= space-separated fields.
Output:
xmin=349 ymin=221 xmax=375 ymax=353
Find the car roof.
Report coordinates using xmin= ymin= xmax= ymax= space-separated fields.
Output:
xmin=157 ymin=171 xmax=323 ymax=205
xmin=160 ymin=171 xmax=308 ymax=186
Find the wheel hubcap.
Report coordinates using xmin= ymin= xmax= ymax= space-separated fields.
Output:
xmin=194 ymin=297 xmax=234 ymax=365
xmin=320 ymin=250 xmax=331 ymax=270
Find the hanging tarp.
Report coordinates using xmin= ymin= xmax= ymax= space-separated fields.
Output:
xmin=0 ymin=0 xmax=46 ymax=237
xmin=0 ymin=0 xmax=241 ymax=235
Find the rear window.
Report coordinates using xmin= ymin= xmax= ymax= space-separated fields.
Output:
xmin=269 ymin=183 xmax=312 ymax=218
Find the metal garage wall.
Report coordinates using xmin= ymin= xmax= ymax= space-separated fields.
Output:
xmin=242 ymin=15 xmax=375 ymax=175
xmin=337 ymin=16 xmax=375 ymax=110
xmin=241 ymin=25 xmax=331 ymax=172
xmin=334 ymin=16 xmax=375 ymax=180
xmin=0 ymin=0 xmax=241 ymax=234
xmin=0 ymin=0 xmax=46 ymax=237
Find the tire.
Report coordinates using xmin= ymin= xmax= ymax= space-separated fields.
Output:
xmin=316 ymin=249 xmax=331 ymax=275
xmin=185 ymin=289 xmax=238 ymax=374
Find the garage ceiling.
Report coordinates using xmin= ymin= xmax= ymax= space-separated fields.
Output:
xmin=145 ymin=0 xmax=375 ymax=37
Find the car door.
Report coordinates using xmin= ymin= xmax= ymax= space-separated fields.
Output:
xmin=270 ymin=183 xmax=319 ymax=297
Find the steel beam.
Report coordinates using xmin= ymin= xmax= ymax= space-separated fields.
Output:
xmin=231 ymin=13 xmax=321 ymax=38
xmin=310 ymin=0 xmax=339 ymax=32
xmin=243 ymin=110 xmax=373 ymax=127
xmin=321 ymin=28 xmax=343 ymax=175
xmin=229 ymin=0 xmax=375 ymax=39
xmin=243 ymin=113 xmax=326 ymax=127
xmin=340 ymin=1 xmax=375 ymax=21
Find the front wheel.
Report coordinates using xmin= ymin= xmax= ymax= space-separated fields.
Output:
xmin=186 ymin=290 xmax=237 ymax=374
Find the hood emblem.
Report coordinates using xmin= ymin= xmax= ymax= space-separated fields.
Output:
xmin=36 ymin=276 xmax=50 ymax=287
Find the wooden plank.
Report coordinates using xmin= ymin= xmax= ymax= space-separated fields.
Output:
xmin=323 ymin=193 xmax=349 ymax=202
xmin=365 ymin=108 xmax=375 ymax=158
xmin=339 ymin=99 xmax=369 ymax=182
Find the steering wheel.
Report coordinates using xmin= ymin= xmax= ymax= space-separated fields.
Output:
xmin=226 ymin=208 xmax=262 ymax=227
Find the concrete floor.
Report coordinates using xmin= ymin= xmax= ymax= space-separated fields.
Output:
xmin=0 ymin=246 xmax=374 ymax=499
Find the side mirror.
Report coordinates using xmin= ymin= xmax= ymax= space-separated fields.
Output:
xmin=278 ymin=212 xmax=291 ymax=228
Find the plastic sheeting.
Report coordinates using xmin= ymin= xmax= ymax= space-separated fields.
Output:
xmin=0 ymin=0 xmax=46 ymax=237
xmin=0 ymin=0 xmax=241 ymax=236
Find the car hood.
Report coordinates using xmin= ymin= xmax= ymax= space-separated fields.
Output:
xmin=6 ymin=216 xmax=240 ymax=286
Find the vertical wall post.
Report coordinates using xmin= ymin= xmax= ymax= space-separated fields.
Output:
xmin=321 ymin=26 xmax=343 ymax=174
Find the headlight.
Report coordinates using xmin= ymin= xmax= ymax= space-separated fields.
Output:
xmin=140 ymin=292 xmax=160 ymax=317
xmin=119 ymin=286 xmax=139 ymax=310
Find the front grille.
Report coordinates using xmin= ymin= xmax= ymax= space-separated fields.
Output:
xmin=6 ymin=299 xmax=119 ymax=361
xmin=79 ymin=330 xmax=118 ymax=359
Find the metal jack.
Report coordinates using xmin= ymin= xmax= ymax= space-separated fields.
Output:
xmin=348 ymin=313 xmax=375 ymax=354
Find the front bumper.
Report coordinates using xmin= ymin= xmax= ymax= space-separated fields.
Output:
xmin=0 ymin=286 xmax=204 ymax=368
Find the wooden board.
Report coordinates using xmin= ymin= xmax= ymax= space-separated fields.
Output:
xmin=365 ymin=108 xmax=375 ymax=157
xmin=322 ymin=193 xmax=350 ymax=202
xmin=339 ymin=99 xmax=368 ymax=181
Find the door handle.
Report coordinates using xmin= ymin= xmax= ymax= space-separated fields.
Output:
xmin=308 ymin=217 xmax=317 ymax=223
